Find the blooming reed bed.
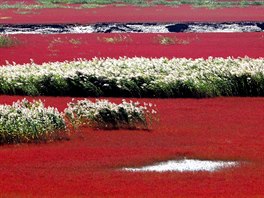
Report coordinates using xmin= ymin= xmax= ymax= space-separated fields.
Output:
xmin=65 ymin=99 xmax=157 ymax=130
xmin=0 ymin=99 xmax=66 ymax=144
xmin=0 ymin=98 xmax=156 ymax=144
xmin=0 ymin=57 xmax=263 ymax=97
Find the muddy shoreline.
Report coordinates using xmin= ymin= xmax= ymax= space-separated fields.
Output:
xmin=0 ymin=22 xmax=263 ymax=34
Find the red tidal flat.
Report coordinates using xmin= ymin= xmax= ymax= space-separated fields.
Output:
xmin=0 ymin=96 xmax=263 ymax=197
xmin=0 ymin=5 xmax=263 ymax=24
xmin=1 ymin=33 xmax=263 ymax=65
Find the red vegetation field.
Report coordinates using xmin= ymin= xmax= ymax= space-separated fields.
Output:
xmin=0 ymin=5 xmax=264 ymax=24
xmin=1 ymin=33 xmax=263 ymax=65
xmin=0 ymin=96 xmax=263 ymax=197
xmin=1 ymin=3 xmax=264 ymax=197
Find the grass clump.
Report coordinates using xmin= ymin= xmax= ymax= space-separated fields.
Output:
xmin=69 ymin=38 xmax=81 ymax=45
xmin=156 ymin=35 xmax=176 ymax=45
xmin=97 ymin=35 xmax=132 ymax=44
xmin=0 ymin=99 xmax=67 ymax=144
xmin=80 ymin=3 xmax=105 ymax=8
xmin=0 ymin=98 xmax=158 ymax=144
xmin=154 ymin=35 xmax=190 ymax=45
xmin=0 ymin=35 xmax=18 ymax=48
xmin=65 ymin=99 xmax=157 ymax=130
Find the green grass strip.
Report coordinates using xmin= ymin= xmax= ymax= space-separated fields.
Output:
xmin=0 ymin=0 xmax=263 ymax=9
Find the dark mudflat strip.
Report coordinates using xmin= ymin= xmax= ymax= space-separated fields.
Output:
xmin=0 ymin=22 xmax=263 ymax=34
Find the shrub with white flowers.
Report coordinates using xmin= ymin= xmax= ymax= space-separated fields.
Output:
xmin=0 ymin=99 xmax=66 ymax=144
xmin=65 ymin=99 xmax=157 ymax=130
xmin=1 ymin=57 xmax=263 ymax=97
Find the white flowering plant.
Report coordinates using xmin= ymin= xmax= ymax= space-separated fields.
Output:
xmin=0 ymin=99 xmax=66 ymax=144
xmin=0 ymin=98 xmax=158 ymax=144
xmin=0 ymin=57 xmax=263 ymax=97
xmin=65 ymin=99 xmax=158 ymax=130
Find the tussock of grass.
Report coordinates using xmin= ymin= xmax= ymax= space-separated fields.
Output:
xmin=154 ymin=35 xmax=190 ymax=45
xmin=0 ymin=99 xmax=67 ymax=144
xmin=0 ymin=98 xmax=157 ymax=144
xmin=65 ymin=99 xmax=157 ymax=130
xmin=0 ymin=35 xmax=18 ymax=48
xmin=69 ymin=38 xmax=81 ymax=45
xmin=156 ymin=35 xmax=176 ymax=45
xmin=80 ymin=4 xmax=105 ymax=8
xmin=97 ymin=35 xmax=132 ymax=44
